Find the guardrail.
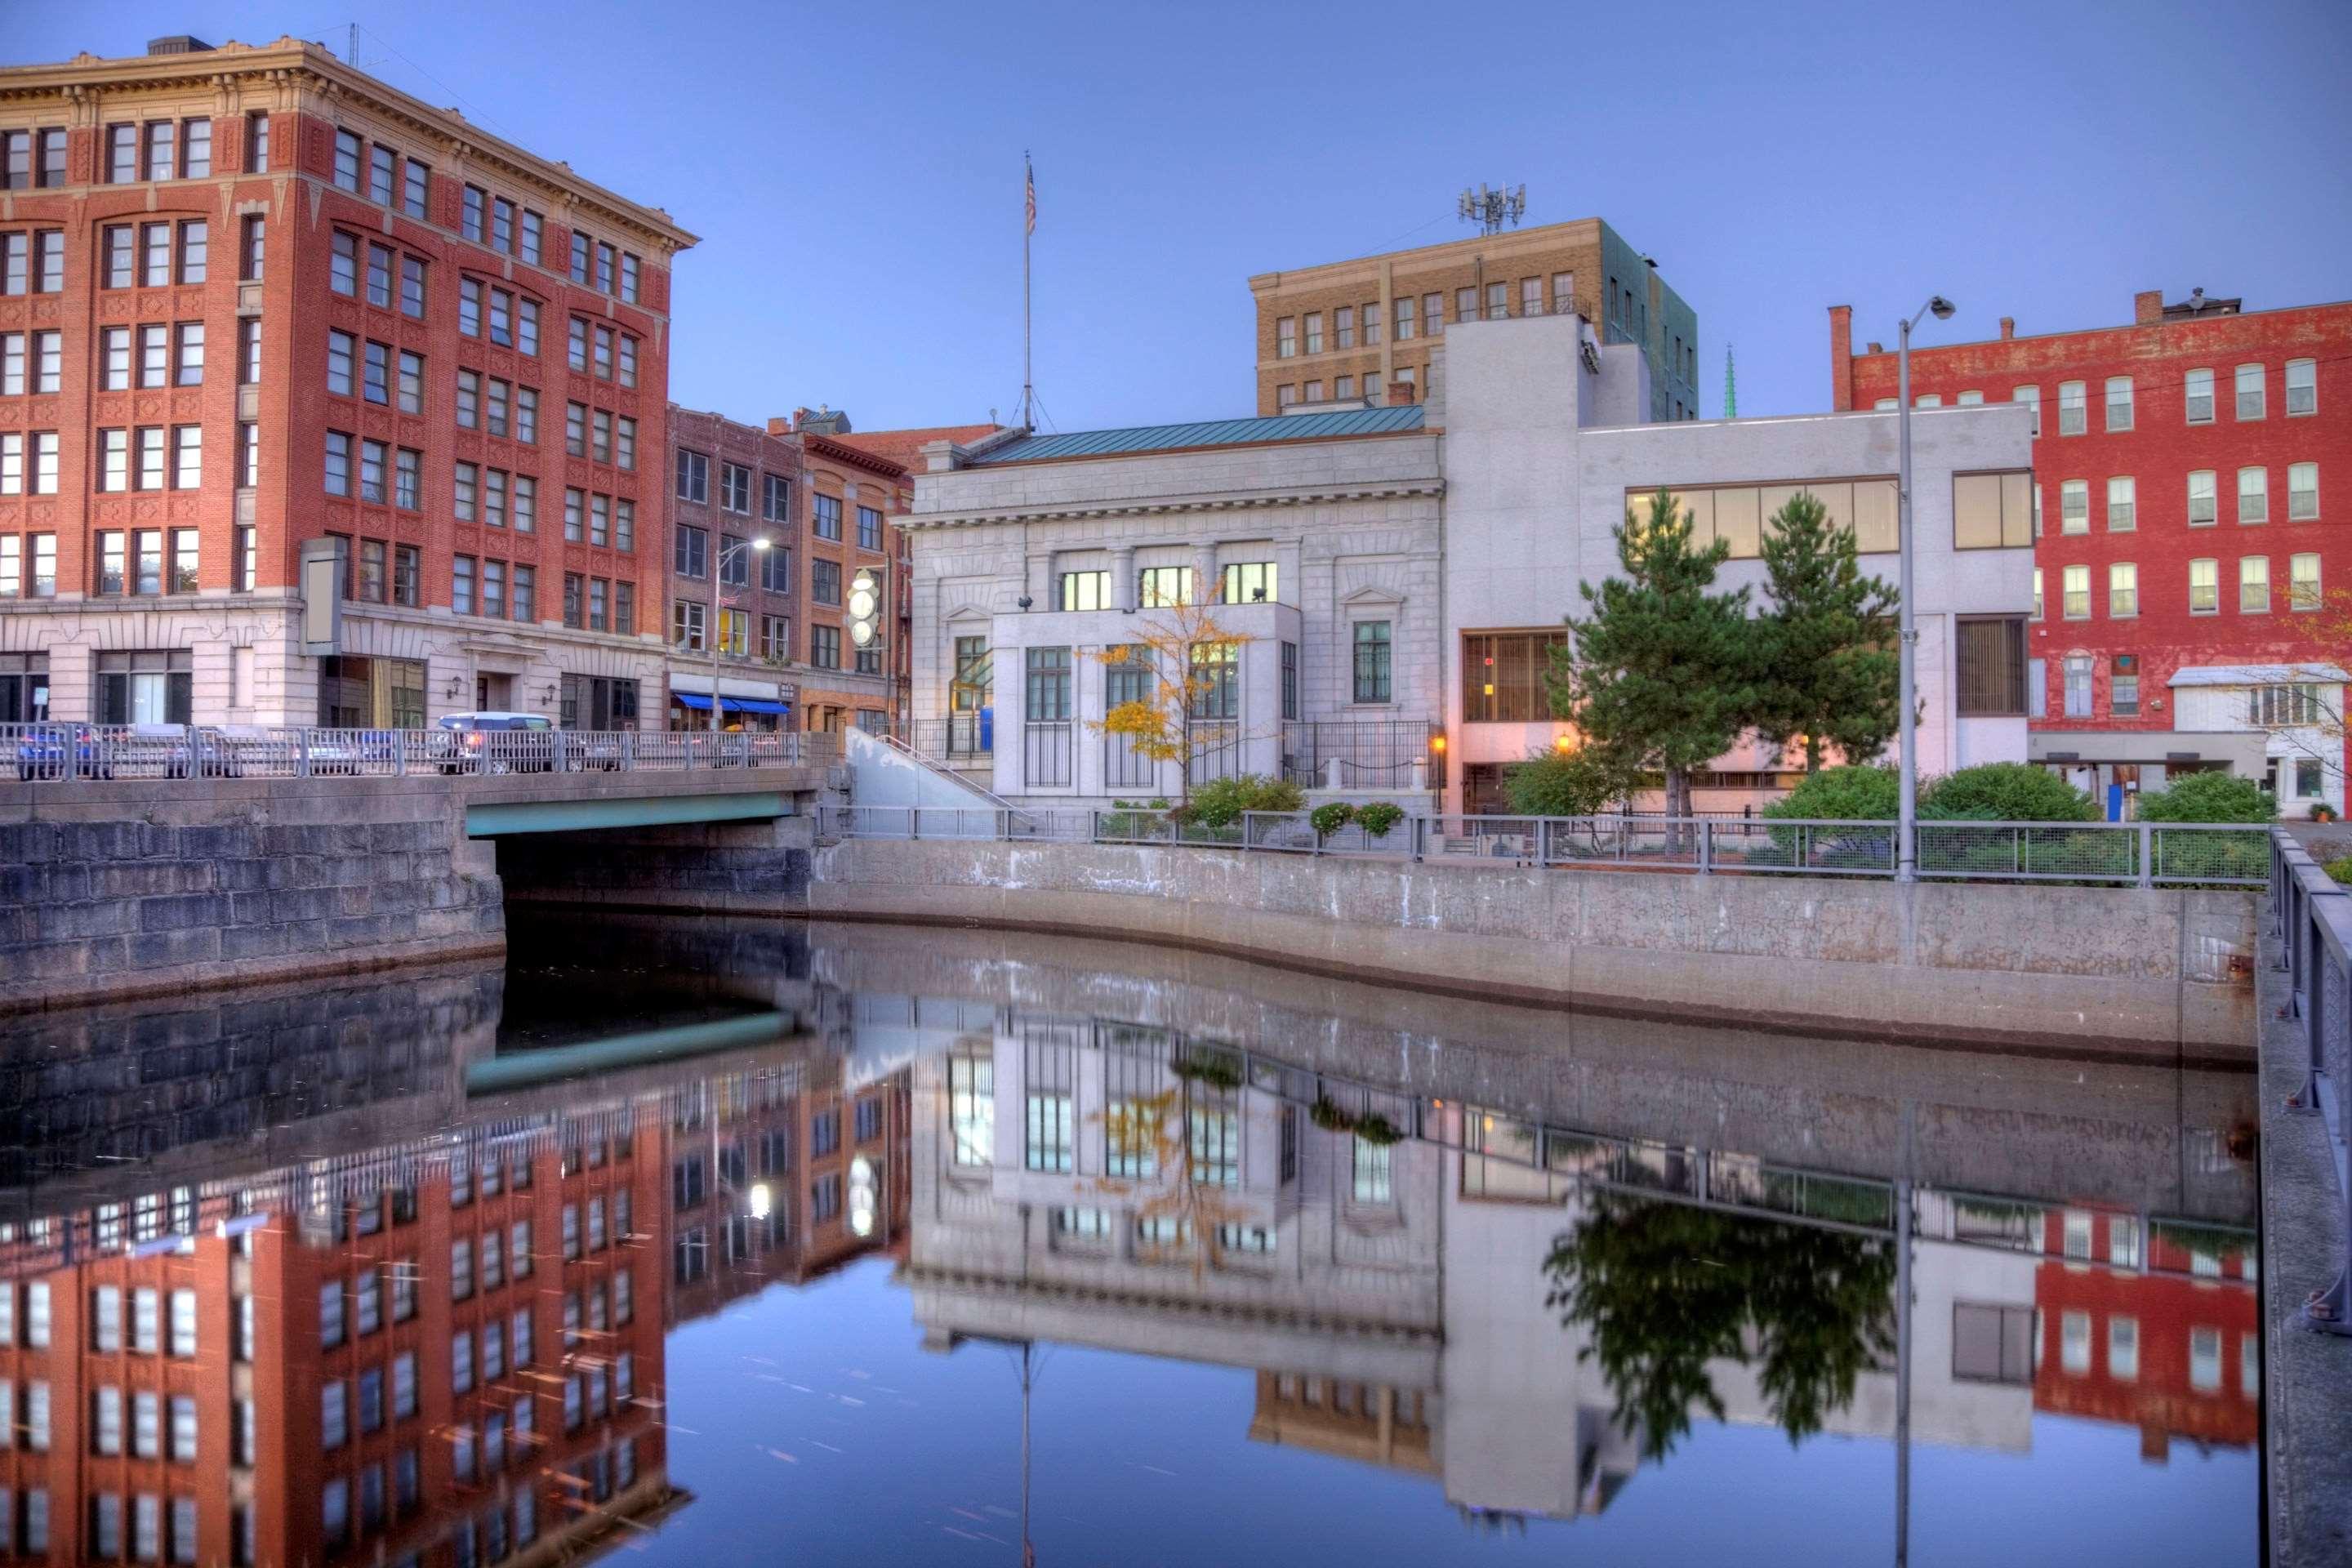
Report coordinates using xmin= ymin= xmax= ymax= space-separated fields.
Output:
xmin=820 ymin=805 xmax=2270 ymax=888
xmin=5 ymin=723 xmax=840 ymax=783
xmin=2270 ymin=826 xmax=2352 ymax=1334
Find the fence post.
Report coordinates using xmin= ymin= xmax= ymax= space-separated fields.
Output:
xmin=2138 ymin=822 xmax=2154 ymax=889
xmin=1698 ymin=821 xmax=1713 ymax=875
xmin=394 ymin=730 xmax=408 ymax=777
xmin=298 ymin=731 xmax=313 ymax=779
xmin=1411 ymin=813 xmax=1426 ymax=862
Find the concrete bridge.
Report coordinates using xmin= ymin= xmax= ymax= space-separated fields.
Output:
xmin=0 ymin=738 xmax=840 ymax=1012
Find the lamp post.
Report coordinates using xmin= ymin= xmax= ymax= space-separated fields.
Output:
xmin=709 ymin=537 xmax=773 ymax=735
xmin=1895 ymin=296 xmax=1955 ymax=882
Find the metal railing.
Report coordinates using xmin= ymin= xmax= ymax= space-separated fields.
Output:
xmin=822 ymin=804 xmax=2270 ymax=885
xmin=5 ymin=723 xmax=840 ymax=782
xmin=906 ymin=716 xmax=992 ymax=761
xmin=1279 ymin=719 xmax=1439 ymax=790
xmin=2270 ymin=827 xmax=2352 ymax=1334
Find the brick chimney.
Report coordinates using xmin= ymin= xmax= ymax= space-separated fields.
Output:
xmin=1999 ymin=317 xmax=2016 ymax=341
xmin=1388 ymin=380 xmax=1416 ymax=404
xmin=765 ymin=416 xmax=794 ymax=437
xmin=2134 ymin=290 xmax=2164 ymax=324
xmin=1828 ymin=304 xmax=1854 ymax=412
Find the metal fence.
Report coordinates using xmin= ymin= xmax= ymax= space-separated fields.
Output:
xmin=2270 ymin=827 xmax=2352 ymax=1334
xmin=822 ymin=804 xmax=2270 ymax=887
xmin=1279 ymin=719 xmax=1438 ymax=790
xmin=5 ymin=723 xmax=840 ymax=782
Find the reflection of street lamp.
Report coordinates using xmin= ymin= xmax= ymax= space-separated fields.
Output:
xmin=709 ymin=536 xmax=773 ymax=734
xmin=747 ymin=1183 xmax=772 ymax=1220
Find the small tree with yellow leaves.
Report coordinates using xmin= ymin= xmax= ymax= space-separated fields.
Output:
xmin=1090 ymin=595 xmax=1252 ymax=805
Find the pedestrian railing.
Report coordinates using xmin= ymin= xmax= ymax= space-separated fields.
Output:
xmin=4 ymin=723 xmax=840 ymax=783
xmin=821 ymin=804 xmax=2270 ymax=889
xmin=2270 ymin=826 xmax=2352 ymax=1334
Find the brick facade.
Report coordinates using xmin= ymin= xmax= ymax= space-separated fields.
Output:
xmin=1832 ymin=291 xmax=2352 ymax=807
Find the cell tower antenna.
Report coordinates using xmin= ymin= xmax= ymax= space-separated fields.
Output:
xmin=1456 ymin=183 xmax=1526 ymax=238
xmin=1723 ymin=344 xmax=1737 ymax=419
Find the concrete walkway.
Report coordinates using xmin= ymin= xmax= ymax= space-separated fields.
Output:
xmin=2258 ymin=946 xmax=2352 ymax=1565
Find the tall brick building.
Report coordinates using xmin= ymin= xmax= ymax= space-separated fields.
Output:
xmin=1832 ymin=290 xmax=2352 ymax=814
xmin=0 ymin=35 xmax=693 ymax=728
xmin=1248 ymin=216 xmax=1699 ymax=423
xmin=662 ymin=407 xmax=802 ymax=729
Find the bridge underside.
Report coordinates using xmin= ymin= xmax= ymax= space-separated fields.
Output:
xmin=464 ymin=790 xmax=793 ymax=837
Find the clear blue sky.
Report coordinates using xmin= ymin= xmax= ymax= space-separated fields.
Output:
xmin=20 ymin=1 xmax=2350 ymax=434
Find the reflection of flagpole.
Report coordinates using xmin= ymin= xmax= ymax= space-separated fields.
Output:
xmin=1021 ymin=1339 xmax=1036 ymax=1566
xmin=1894 ymin=1101 xmax=1913 ymax=1568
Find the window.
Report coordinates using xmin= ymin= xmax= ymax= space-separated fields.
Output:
xmin=1914 ymin=394 xmax=1941 ymax=409
xmin=404 ymin=158 xmax=429 ymax=220
xmin=459 ymin=278 xmax=482 ymax=336
xmin=1462 ymin=630 xmax=1569 ymax=722
xmin=2241 ymin=555 xmax=2270 ymax=613
xmin=140 ymin=324 xmax=169 ymax=389
xmin=2061 ymin=564 xmax=2089 ymax=619
xmin=521 ymin=208 xmax=542 ymax=265
xmin=1394 ymin=296 xmax=1415 ymax=341
xmin=2188 ymin=558 xmax=2219 ymax=613
xmin=2189 ymin=470 xmax=2216 ymax=527
xmin=1276 ymin=317 xmax=1295 ymax=359
xmin=2185 ymin=367 xmax=2214 ymax=424
xmin=1951 ymin=471 xmax=2035 ymax=549
xmin=1333 ymin=305 xmax=1354 ymax=350
xmin=2287 ymin=357 xmax=2317 ymax=416
xmin=2105 ymin=376 xmax=2133 ymax=431
xmin=2290 ymin=462 xmax=2319 ymax=521
xmin=811 ymin=624 xmax=840 ymax=669
xmin=674 ymin=523 xmax=707 ymax=578
xmin=2113 ymin=654 xmax=2140 ymax=716
xmin=2292 ymin=553 xmax=2321 ymax=610
xmin=718 ymin=461 xmax=752 ymax=514
xmin=1958 ymin=390 xmax=1983 ymax=405
xmin=2109 ymin=562 xmax=2138 ymax=617
xmin=2250 ymin=684 xmax=2325 ymax=726
xmin=1954 ymin=617 xmax=2027 ymax=716
xmin=813 ymin=493 xmax=843 ymax=541
xmin=813 ymin=559 xmax=841 ymax=605
xmin=2012 ymin=385 xmax=2040 ymax=435
xmin=2062 ymin=654 xmax=2092 ymax=718
xmin=672 ymin=599 xmax=706 ymax=653
xmin=1352 ymin=1138 xmax=1392 ymax=1203
xmin=2107 ymin=475 xmax=2135 ymax=532
xmin=2236 ymin=363 xmax=2265 ymax=420
xmin=2239 ymin=466 xmax=2269 ymax=524
xmin=169 ymin=1290 xmax=195 ymax=1356
xmin=858 ymin=506 xmax=883 ymax=551
xmin=1362 ymin=298 xmax=1382 ymax=344
xmin=1056 ymin=569 xmax=1109 ymax=612
xmin=2056 ymin=381 xmax=2085 ymax=435
xmin=2060 ymin=479 xmax=2088 ymax=534
xmin=1218 ymin=561 xmax=1276 ymax=604
xmin=1352 ymin=620 xmax=1392 ymax=702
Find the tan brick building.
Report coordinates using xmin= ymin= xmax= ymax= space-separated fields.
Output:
xmin=1247 ymin=216 xmax=1699 ymax=423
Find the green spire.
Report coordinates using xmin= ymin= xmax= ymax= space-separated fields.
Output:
xmin=1723 ymin=344 xmax=1737 ymax=420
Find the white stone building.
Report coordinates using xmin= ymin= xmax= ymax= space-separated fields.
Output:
xmin=900 ymin=314 xmax=2036 ymax=812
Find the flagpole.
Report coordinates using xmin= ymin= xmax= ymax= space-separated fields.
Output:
xmin=1022 ymin=152 xmax=1034 ymax=430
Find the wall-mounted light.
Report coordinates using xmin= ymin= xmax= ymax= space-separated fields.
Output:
xmin=1017 ymin=595 xmax=1033 ymax=611
xmin=443 ymin=679 xmax=463 ymax=699
xmin=1429 ymin=734 xmax=1447 ymax=754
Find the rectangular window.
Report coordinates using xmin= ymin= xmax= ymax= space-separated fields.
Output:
xmin=2240 ymin=466 xmax=2268 ymax=524
xmin=2061 ymin=563 xmax=2090 ymax=619
xmin=858 ymin=506 xmax=883 ymax=551
xmin=1462 ymin=630 xmax=1569 ymax=722
xmin=1950 ymin=471 xmax=2034 ymax=549
xmin=2236 ymin=363 xmax=2265 ymax=420
xmin=2109 ymin=562 xmax=2137 ymax=617
xmin=813 ymin=493 xmax=843 ymax=540
xmin=2062 ymin=654 xmax=2092 ymax=719
xmin=2060 ymin=479 xmax=2087 ymax=534
xmin=1302 ymin=312 xmax=1323 ymax=354
xmin=403 ymin=158 xmax=429 ymax=219
xmin=2189 ymin=470 xmax=2216 ymax=527
xmin=2189 ymin=557 xmax=2218 ymax=614
xmin=1334 ymin=305 xmax=1354 ymax=350
xmin=2185 ymin=367 xmax=2214 ymax=424
xmin=2056 ymin=380 xmax=2086 ymax=435
xmin=1218 ymin=561 xmax=1276 ymax=604
xmin=2292 ymin=552 xmax=2321 ymax=610
xmin=1352 ymin=620 xmax=1392 ymax=702
xmin=2105 ymin=376 xmax=2132 ymax=431
xmin=1954 ymin=617 xmax=2028 ymax=716
xmin=2107 ymin=475 xmax=2135 ymax=532
xmin=1056 ymin=569 xmax=1110 ymax=612
xmin=1486 ymin=281 xmax=1508 ymax=322
xmin=2241 ymin=555 xmax=2270 ymax=613
xmin=1393 ymin=296 xmax=1415 ymax=341
xmin=145 ymin=119 xmax=176 ymax=181
xmin=2112 ymin=655 xmax=2140 ymax=717
xmin=2290 ymin=461 xmax=2319 ymax=521
xmin=1275 ymin=316 xmax=1295 ymax=359
xmin=459 ymin=278 xmax=481 ymax=336
xmin=452 ymin=555 xmax=475 ymax=615
xmin=2287 ymin=358 xmax=2317 ymax=416
xmin=333 ymin=129 xmax=361 ymax=191
xmin=1363 ymin=298 xmax=1382 ymax=345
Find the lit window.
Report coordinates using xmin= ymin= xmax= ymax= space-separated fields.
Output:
xmin=2188 ymin=558 xmax=2217 ymax=614
xmin=2109 ymin=562 xmax=2136 ymax=617
xmin=2061 ymin=563 xmax=2090 ymax=619
xmin=2240 ymin=555 xmax=2270 ymax=613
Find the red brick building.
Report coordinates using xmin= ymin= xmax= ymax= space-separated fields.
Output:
xmin=0 ymin=35 xmax=693 ymax=729
xmin=662 ymin=408 xmax=804 ymax=730
xmin=1832 ymin=290 xmax=2352 ymax=815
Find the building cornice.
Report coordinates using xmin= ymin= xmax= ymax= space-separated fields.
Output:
xmin=801 ymin=431 xmax=909 ymax=482
xmin=0 ymin=38 xmax=697 ymax=255
xmin=901 ymin=477 xmax=1446 ymax=532
xmin=1246 ymin=216 xmax=1605 ymax=296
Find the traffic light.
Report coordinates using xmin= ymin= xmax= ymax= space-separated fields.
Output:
xmin=847 ymin=567 xmax=882 ymax=655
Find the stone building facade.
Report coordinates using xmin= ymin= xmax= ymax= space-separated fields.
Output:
xmin=0 ymin=36 xmax=692 ymax=729
xmin=1248 ymin=216 xmax=1699 ymax=424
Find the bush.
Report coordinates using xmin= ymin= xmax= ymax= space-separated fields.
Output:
xmin=1762 ymin=764 xmax=1898 ymax=822
xmin=1923 ymin=762 xmax=2096 ymax=823
xmin=1503 ymin=747 xmax=1634 ymax=817
xmin=2327 ymin=855 xmax=2352 ymax=885
xmin=1354 ymin=801 xmax=1406 ymax=840
xmin=1100 ymin=797 xmax=1174 ymax=839
xmin=1173 ymin=773 xmax=1303 ymax=830
xmin=1309 ymin=802 xmax=1356 ymax=838
xmin=2135 ymin=769 xmax=2276 ymax=823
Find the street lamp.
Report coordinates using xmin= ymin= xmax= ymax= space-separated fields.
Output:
xmin=1895 ymin=295 xmax=1955 ymax=883
xmin=710 ymin=537 xmax=773 ymax=735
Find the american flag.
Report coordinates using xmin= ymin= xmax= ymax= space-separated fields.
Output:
xmin=1025 ymin=160 xmax=1036 ymax=236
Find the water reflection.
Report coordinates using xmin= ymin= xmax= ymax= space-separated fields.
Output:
xmin=0 ymin=916 xmax=2260 ymax=1565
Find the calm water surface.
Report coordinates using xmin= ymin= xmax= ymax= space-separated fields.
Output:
xmin=0 ymin=913 xmax=2261 ymax=1566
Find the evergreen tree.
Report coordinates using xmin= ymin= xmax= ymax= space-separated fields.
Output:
xmin=1753 ymin=490 xmax=1900 ymax=773
xmin=1550 ymin=489 xmax=1757 ymax=822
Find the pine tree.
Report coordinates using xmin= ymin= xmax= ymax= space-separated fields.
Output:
xmin=1550 ymin=489 xmax=1757 ymax=825
xmin=1753 ymin=490 xmax=1900 ymax=773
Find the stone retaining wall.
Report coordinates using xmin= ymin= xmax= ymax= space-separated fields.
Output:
xmin=808 ymin=839 xmax=2258 ymax=1058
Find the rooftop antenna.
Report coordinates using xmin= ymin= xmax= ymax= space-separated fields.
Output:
xmin=1723 ymin=344 xmax=1736 ymax=419
xmin=1457 ymin=183 xmax=1526 ymax=238
xmin=348 ymin=24 xmax=359 ymax=66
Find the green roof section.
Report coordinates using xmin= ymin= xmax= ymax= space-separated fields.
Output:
xmin=971 ymin=403 xmax=1426 ymax=465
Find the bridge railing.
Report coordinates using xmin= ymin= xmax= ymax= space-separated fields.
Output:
xmin=4 ymin=723 xmax=840 ymax=782
xmin=2270 ymin=826 xmax=2352 ymax=1334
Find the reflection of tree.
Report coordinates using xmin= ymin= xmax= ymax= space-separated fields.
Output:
xmin=1542 ymin=1193 xmax=1897 ymax=1461
xmin=1089 ymin=1058 xmax=1254 ymax=1280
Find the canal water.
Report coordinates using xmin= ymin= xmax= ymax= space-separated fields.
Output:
xmin=0 ymin=913 xmax=2260 ymax=1566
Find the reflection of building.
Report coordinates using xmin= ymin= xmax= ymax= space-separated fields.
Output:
xmin=0 ymin=1100 xmax=675 ymax=1566
xmin=665 ymin=1057 xmax=911 ymax=1327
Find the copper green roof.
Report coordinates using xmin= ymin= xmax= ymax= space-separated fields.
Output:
xmin=971 ymin=404 xmax=1427 ymax=465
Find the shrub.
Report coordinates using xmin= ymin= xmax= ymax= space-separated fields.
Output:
xmin=1309 ymin=802 xmax=1356 ymax=838
xmin=1923 ymin=762 xmax=2096 ymax=823
xmin=1172 ymin=1048 xmax=1244 ymax=1092
xmin=1762 ymin=764 xmax=1899 ymax=822
xmin=1354 ymin=801 xmax=1406 ymax=840
xmin=1173 ymin=773 xmax=1304 ymax=830
xmin=1503 ymin=747 xmax=1634 ymax=817
xmin=1353 ymin=1113 xmax=1403 ymax=1147
xmin=2327 ymin=855 xmax=2352 ymax=885
xmin=2135 ymin=770 xmax=2276 ymax=823
xmin=1309 ymin=1098 xmax=1354 ymax=1133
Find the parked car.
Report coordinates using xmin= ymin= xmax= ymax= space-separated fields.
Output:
xmin=14 ymin=722 xmax=211 ymax=780
xmin=16 ymin=721 xmax=105 ymax=780
xmin=431 ymin=712 xmax=561 ymax=774
xmin=303 ymin=728 xmax=400 ymax=776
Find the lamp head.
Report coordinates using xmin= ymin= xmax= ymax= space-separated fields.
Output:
xmin=751 ymin=537 xmax=773 ymax=551
xmin=1928 ymin=296 xmax=1956 ymax=321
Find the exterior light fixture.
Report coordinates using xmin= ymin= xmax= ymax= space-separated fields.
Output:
xmin=747 ymin=1183 xmax=772 ymax=1219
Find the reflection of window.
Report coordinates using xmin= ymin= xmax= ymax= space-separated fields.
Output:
xmin=1351 ymin=1138 xmax=1392 ymax=1203
xmin=2189 ymin=1325 xmax=2222 ymax=1390
xmin=1025 ymin=1093 xmax=1071 ymax=1172
xmin=2060 ymin=1310 xmax=2091 ymax=1374
xmin=2109 ymin=1215 xmax=2140 ymax=1269
xmin=1951 ymin=1303 xmax=2034 ymax=1383
xmin=2109 ymin=1316 xmax=2139 ymax=1380
xmin=948 ymin=1052 xmax=993 ymax=1168
xmin=1054 ymin=1208 xmax=1111 ymax=1244
xmin=1107 ymin=1099 xmax=1158 ymax=1178
xmin=1189 ymin=1109 xmax=1239 ymax=1187
xmin=2062 ymin=1211 xmax=2092 ymax=1258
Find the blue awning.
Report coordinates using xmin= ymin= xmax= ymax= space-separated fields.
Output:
xmin=670 ymin=692 xmax=793 ymax=715
xmin=671 ymin=692 xmax=716 ymax=710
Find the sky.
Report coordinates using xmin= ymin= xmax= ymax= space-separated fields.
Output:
xmin=16 ymin=0 xmax=2350 ymax=436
